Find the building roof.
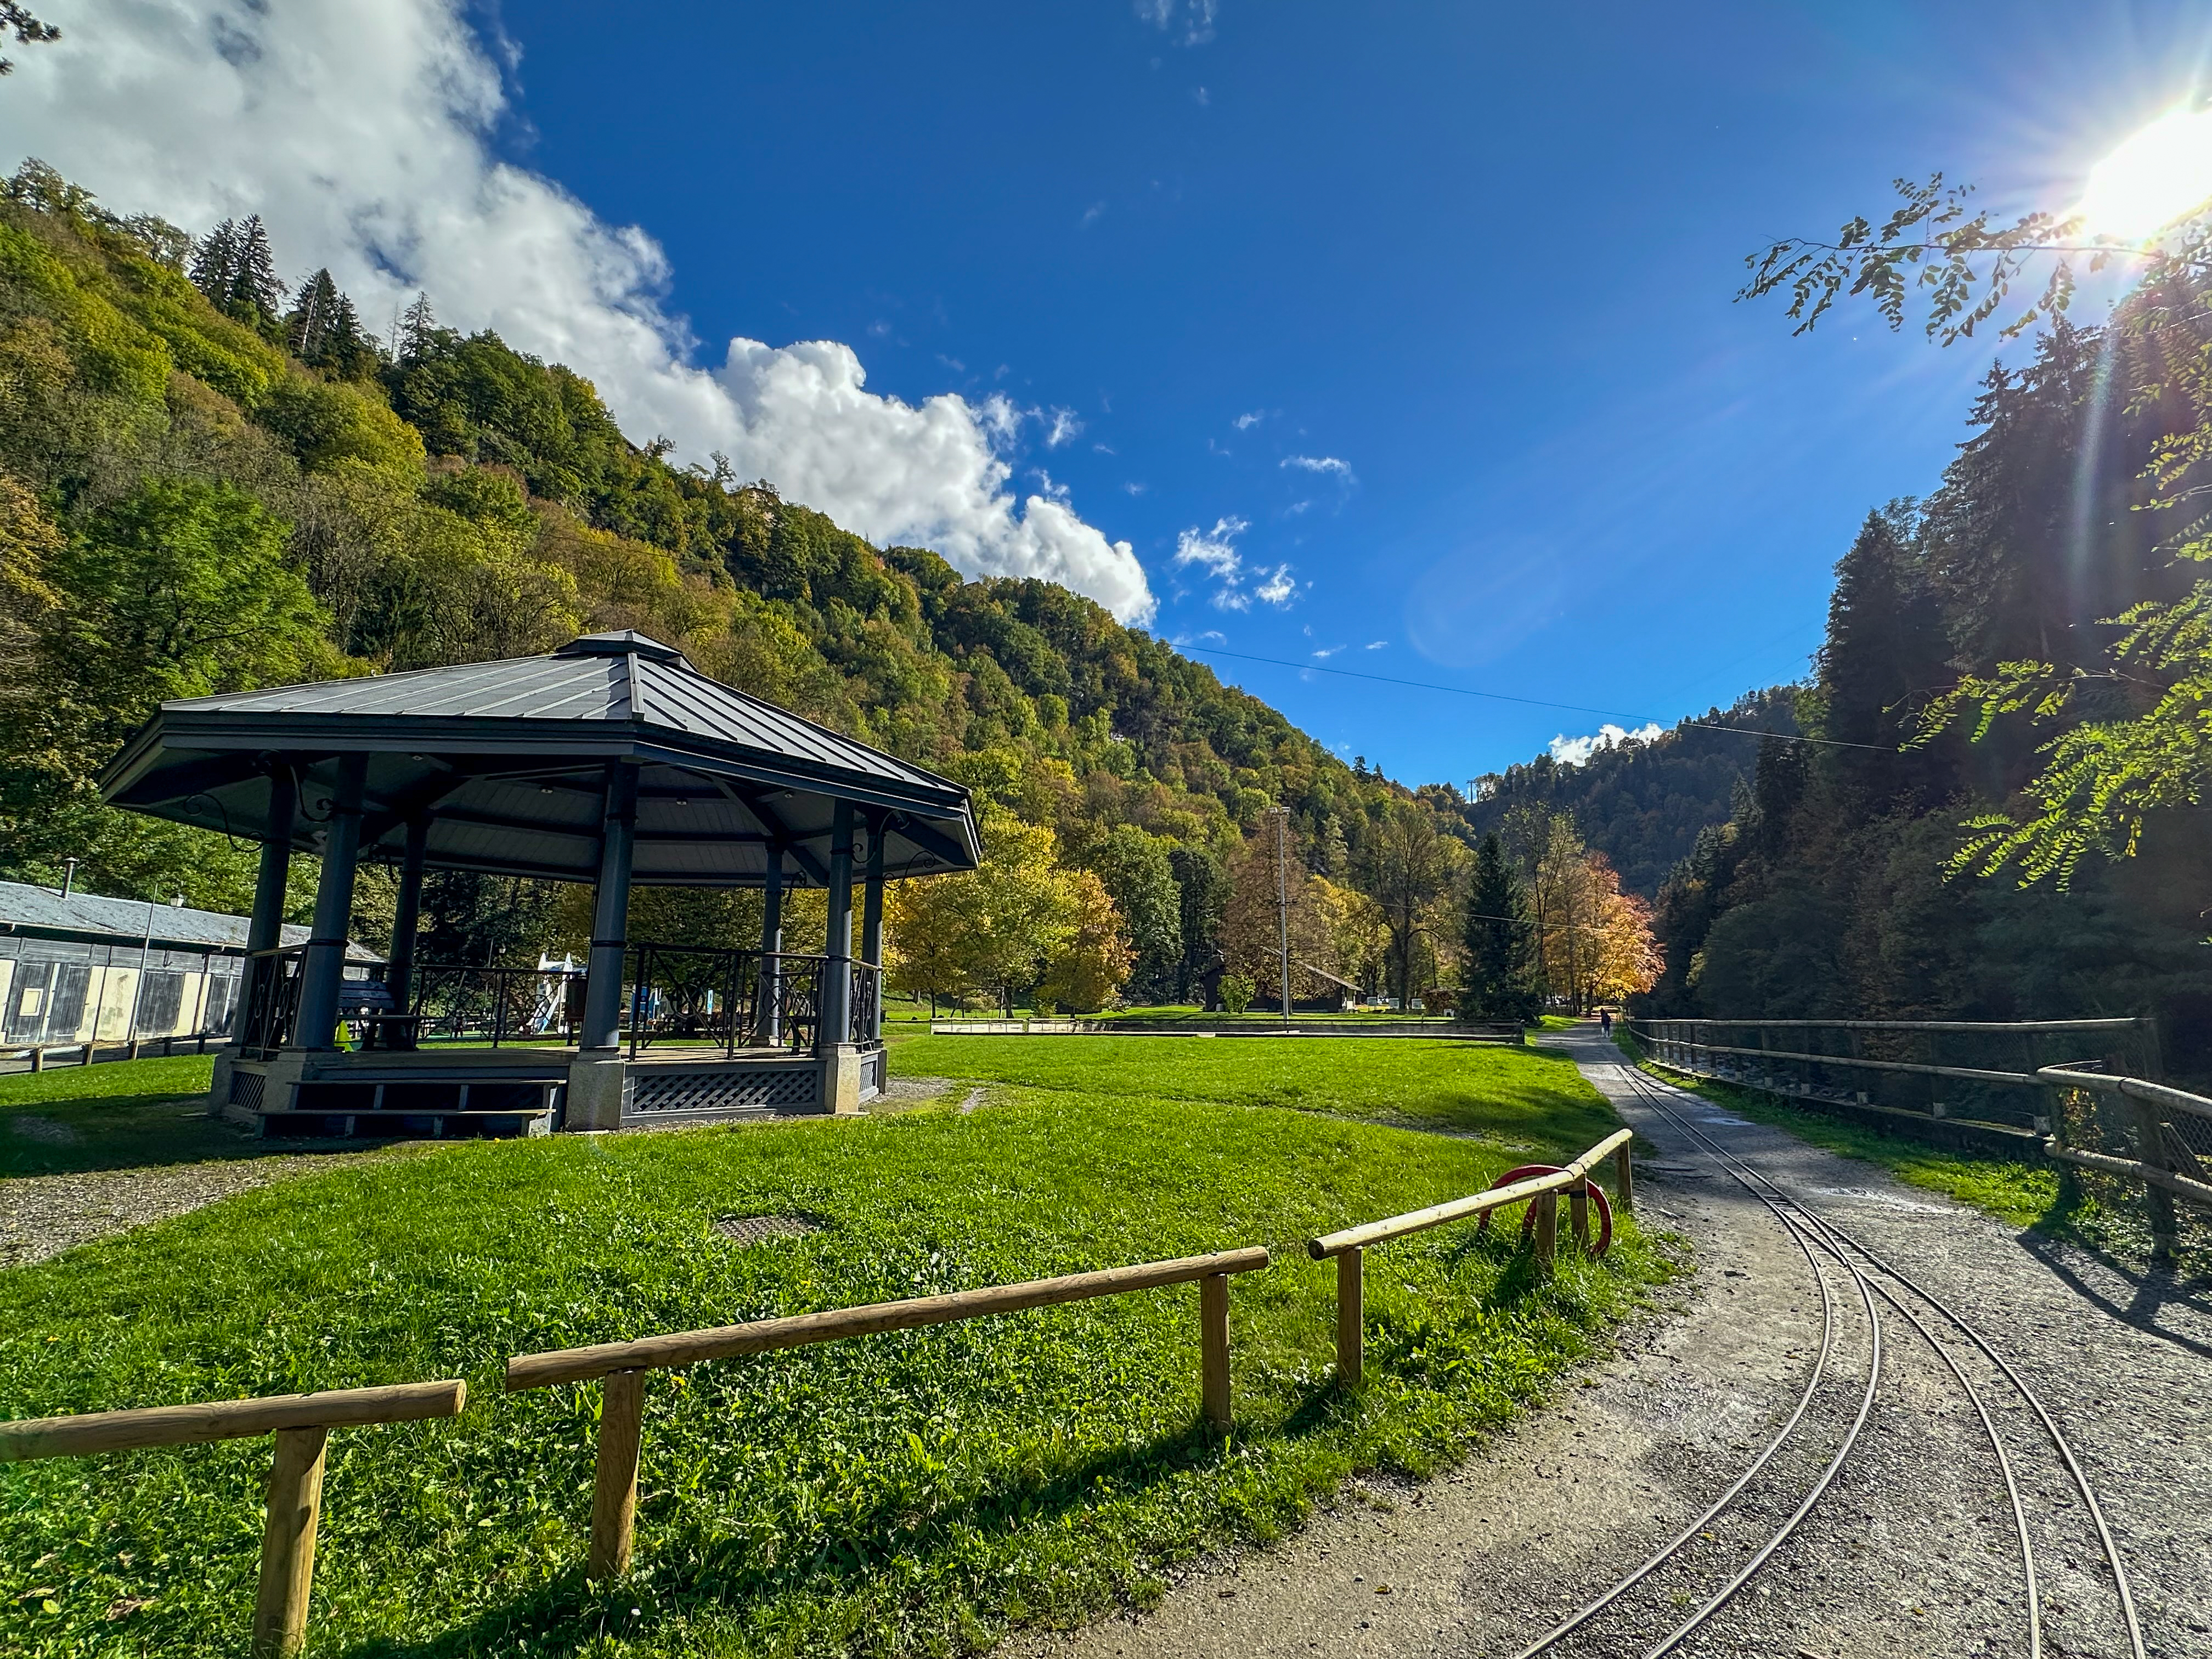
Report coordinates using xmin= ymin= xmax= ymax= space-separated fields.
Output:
xmin=97 ymin=633 xmax=980 ymax=888
xmin=0 ymin=880 xmax=379 ymax=959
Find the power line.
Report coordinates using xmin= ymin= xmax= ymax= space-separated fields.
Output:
xmin=1177 ymin=644 xmax=1886 ymax=752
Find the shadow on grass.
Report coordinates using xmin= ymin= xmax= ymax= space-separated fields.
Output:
xmin=341 ymin=1238 xmax=1567 ymax=1659
xmin=0 ymin=1094 xmax=385 ymax=1178
xmin=336 ymin=1406 xmax=1312 ymax=1658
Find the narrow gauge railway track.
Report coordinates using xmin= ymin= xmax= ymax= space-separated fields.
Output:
xmin=1506 ymin=1055 xmax=2147 ymax=1659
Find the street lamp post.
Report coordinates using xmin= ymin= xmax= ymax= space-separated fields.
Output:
xmin=1271 ymin=807 xmax=1291 ymax=1027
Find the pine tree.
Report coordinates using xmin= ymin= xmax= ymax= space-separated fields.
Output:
xmin=0 ymin=4 xmax=61 ymax=76
xmin=230 ymin=216 xmax=285 ymax=323
xmin=397 ymin=291 xmax=437 ymax=362
xmin=1816 ymin=511 xmax=1953 ymax=806
xmin=323 ymin=292 xmax=378 ymax=379
xmin=285 ymin=268 xmax=341 ymax=360
xmin=1462 ymin=832 xmax=1543 ymax=1024
xmin=188 ymin=218 xmax=239 ymax=308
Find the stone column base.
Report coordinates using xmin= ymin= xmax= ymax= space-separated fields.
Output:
xmin=820 ymin=1044 xmax=865 ymax=1115
xmin=566 ymin=1052 xmax=630 ymax=1131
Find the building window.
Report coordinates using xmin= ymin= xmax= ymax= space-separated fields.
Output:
xmin=203 ymin=968 xmax=241 ymax=1036
xmin=5 ymin=962 xmax=91 ymax=1043
xmin=134 ymin=970 xmax=187 ymax=1037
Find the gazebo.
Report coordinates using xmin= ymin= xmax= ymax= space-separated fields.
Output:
xmin=98 ymin=631 xmax=979 ymax=1135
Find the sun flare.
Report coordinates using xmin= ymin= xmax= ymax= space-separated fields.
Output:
xmin=2077 ymin=106 xmax=2212 ymax=240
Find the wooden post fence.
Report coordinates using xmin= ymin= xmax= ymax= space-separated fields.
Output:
xmin=1306 ymin=1127 xmax=1634 ymax=1386
xmin=2039 ymin=1066 xmax=2212 ymax=1263
xmin=0 ymin=1380 xmax=466 ymax=1658
xmin=506 ymin=1245 xmax=1271 ymax=1579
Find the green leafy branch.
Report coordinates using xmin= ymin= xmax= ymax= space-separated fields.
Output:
xmin=1739 ymin=173 xmax=2153 ymax=343
xmin=1915 ymin=584 xmax=2212 ymax=885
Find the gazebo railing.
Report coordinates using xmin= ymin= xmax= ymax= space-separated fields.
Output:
xmin=410 ymin=964 xmax=585 ymax=1048
xmin=238 ymin=945 xmax=306 ymax=1056
xmin=624 ymin=944 xmax=880 ymax=1058
xmin=235 ymin=944 xmax=878 ymax=1057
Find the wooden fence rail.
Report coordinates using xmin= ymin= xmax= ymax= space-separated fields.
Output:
xmin=1306 ymin=1127 xmax=1634 ymax=1386
xmin=505 ymin=1245 xmax=1272 ymax=1580
xmin=0 ymin=1380 xmax=466 ymax=1658
xmin=2039 ymin=1066 xmax=2212 ymax=1261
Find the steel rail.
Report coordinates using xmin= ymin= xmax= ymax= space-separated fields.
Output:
xmin=1640 ymin=1204 xmax=1883 ymax=1659
xmin=1616 ymin=1066 xmax=2040 ymax=1659
xmin=1623 ymin=1058 xmax=2146 ymax=1659
xmin=1506 ymin=1170 xmax=1844 ymax=1659
xmin=1803 ymin=1216 xmax=2147 ymax=1659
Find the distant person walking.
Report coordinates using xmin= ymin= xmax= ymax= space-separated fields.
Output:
xmin=1599 ymin=1008 xmax=1613 ymax=1035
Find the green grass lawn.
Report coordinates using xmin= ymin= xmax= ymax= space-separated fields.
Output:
xmin=0 ymin=1055 xmax=244 ymax=1176
xmin=0 ymin=1037 xmax=1664 ymax=1658
xmin=890 ymin=1035 xmax=1615 ymax=1149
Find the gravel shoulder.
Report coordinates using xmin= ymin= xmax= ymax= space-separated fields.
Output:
xmin=1009 ymin=1025 xmax=2212 ymax=1659
xmin=0 ymin=1144 xmax=399 ymax=1268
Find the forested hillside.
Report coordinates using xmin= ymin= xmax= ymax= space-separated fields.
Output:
xmin=1459 ymin=689 xmax=1801 ymax=897
xmin=1639 ymin=302 xmax=2212 ymax=1076
xmin=0 ymin=162 xmax=1443 ymax=1005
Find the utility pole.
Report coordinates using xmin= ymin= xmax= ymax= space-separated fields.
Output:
xmin=1271 ymin=807 xmax=1291 ymax=1026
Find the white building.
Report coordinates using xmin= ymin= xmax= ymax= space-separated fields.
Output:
xmin=0 ymin=880 xmax=371 ymax=1053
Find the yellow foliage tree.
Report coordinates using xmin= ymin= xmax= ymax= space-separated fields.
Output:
xmin=884 ymin=806 xmax=1122 ymax=1014
xmin=1035 ymin=868 xmax=1133 ymax=1013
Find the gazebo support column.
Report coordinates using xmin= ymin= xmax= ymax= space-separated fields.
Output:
xmin=860 ymin=812 xmax=885 ymax=1042
xmin=233 ymin=768 xmax=297 ymax=1046
xmin=757 ymin=858 xmax=784 ymax=1045
xmin=294 ymin=755 xmax=368 ymax=1051
xmin=569 ymin=763 xmax=638 ymax=1132
xmin=817 ymin=803 xmax=862 ymax=1112
xmin=383 ymin=819 xmax=429 ymax=1045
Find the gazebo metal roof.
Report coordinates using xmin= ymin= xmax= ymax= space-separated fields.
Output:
xmin=98 ymin=632 xmax=980 ymax=888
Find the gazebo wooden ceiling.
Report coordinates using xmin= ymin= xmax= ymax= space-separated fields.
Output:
xmin=98 ymin=632 xmax=980 ymax=888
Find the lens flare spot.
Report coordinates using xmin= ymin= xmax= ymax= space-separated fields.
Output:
xmin=2078 ymin=107 xmax=2212 ymax=240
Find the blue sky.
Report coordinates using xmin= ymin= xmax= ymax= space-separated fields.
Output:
xmin=483 ymin=0 xmax=2205 ymax=782
xmin=8 ymin=1 xmax=2210 ymax=785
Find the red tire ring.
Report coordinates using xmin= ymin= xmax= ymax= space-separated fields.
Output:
xmin=1473 ymin=1163 xmax=1614 ymax=1256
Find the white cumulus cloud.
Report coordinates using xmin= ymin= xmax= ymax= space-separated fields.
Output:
xmin=0 ymin=0 xmax=1155 ymax=622
xmin=1548 ymin=723 xmax=1662 ymax=766
xmin=1171 ymin=516 xmax=1296 ymax=612
xmin=1282 ymin=454 xmax=1354 ymax=478
xmin=1173 ymin=516 xmax=1248 ymax=580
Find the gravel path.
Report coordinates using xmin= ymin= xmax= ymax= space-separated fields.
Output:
xmin=0 ymin=1147 xmax=397 ymax=1268
xmin=1011 ymin=1025 xmax=2212 ymax=1659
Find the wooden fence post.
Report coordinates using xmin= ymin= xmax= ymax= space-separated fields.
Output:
xmin=1199 ymin=1273 xmax=1232 ymax=1428
xmin=1613 ymin=1141 xmax=1633 ymax=1214
xmin=2128 ymin=1101 xmax=2180 ymax=1263
xmin=589 ymin=1370 xmax=647 ymax=1580
xmin=1568 ymin=1184 xmax=1589 ymax=1247
xmin=250 ymin=1425 xmax=328 ymax=1659
xmin=1335 ymin=1246 xmax=1363 ymax=1387
xmin=1533 ymin=1190 xmax=1557 ymax=1276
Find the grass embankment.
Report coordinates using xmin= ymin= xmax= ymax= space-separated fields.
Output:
xmin=891 ymin=1034 xmax=1611 ymax=1145
xmin=2 ymin=1040 xmax=1668 ymax=1658
xmin=0 ymin=1055 xmax=233 ymax=1176
xmin=1610 ymin=1031 xmax=2059 ymax=1229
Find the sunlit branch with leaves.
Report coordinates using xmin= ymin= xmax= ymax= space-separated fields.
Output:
xmin=1739 ymin=172 xmax=2157 ymax=343
xmin=1915 ymin=586 xmax=2212 ymax=886
xmin=1752 ymin=161 xmax=2212 ymax=894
